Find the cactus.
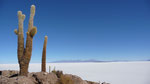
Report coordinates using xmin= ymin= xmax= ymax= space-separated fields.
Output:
xmin=49 ymin=66 xmax=51 ymax=73
xmin=14 ymin=5 xmax=37 ymax=76
xmin=41 ymin=36 xmax=48 ymax=72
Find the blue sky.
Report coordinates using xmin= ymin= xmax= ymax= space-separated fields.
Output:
xmin=0 ymin=0 xmax=150 ymax=63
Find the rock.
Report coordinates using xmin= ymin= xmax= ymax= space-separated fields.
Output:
xmin=63 ymin=74 xmax=88 ymax=84
xmin=0 ymin=70 xmax=108 ymax=84
xmin=102 ymin=82 xmax=110 ymax=84
xmin=9 ymin=76 xmax=35 ymax=84
xmin=0 ymin=76 xmax=9 ymax=84
xmin=0 ymin=75 xmax=35 ymax=84
xmin=0 ymin=70 xmax=19 ymax=77
xmin=0 ymin=71 xmax=58 ymax=84
xmin=86 ymin=80 xmax=100 ymax=84
xmin=32 ymin=72 xmax=58 ymax=84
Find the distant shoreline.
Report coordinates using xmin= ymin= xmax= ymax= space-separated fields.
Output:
xmin=0 ymin=60 xmax=150 ymax=64
xmin=50 ymin=60 xmax=150 ymax=63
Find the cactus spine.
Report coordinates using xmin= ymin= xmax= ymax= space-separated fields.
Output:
xmin=42 ymin=36 xmax=48 ymax=72
xmin=14 ymin=5 xmax=37 ymax=76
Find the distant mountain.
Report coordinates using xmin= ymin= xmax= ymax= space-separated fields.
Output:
xmin=51 ymin=60 xmax=117 ymax=63
xmin=146 ymin=59 xmax=150 ymax=61
xmin=50 ymin=59 xmax=150 ymax=63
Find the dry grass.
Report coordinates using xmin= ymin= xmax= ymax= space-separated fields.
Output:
xmin=52 ymin=70 xmax=74 ymax=84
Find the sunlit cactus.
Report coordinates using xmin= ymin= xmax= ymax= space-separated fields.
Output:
xmin=14 ymin=29 xmax=18 ymax=35
xmin=41 ymin=36 xmax=48 ymax=72
xmin=30 ymin=26 xmax=37 ymax=37
xmin=14 ymin=5 xmax=37 ymax=76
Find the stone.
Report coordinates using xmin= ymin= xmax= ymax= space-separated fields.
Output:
xmin=32 ymin=72 xmax=58 ymax=84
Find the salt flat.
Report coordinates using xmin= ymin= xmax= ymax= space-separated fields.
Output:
xmin=0 ymin=61 xmax=150 ymax=84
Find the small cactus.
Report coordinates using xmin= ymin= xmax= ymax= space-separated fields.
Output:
xmin=49 ymin=66 xmax=51 ymax=73
xmin=41 ymin=36 xmax=48 ymax=72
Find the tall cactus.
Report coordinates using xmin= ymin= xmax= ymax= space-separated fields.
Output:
xmin=42 ymin=36 xmax=48 ymax=72
xmin=14 ymin=5 xmax=37 ymax=76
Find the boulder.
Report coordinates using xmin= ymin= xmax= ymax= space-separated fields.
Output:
xmin=102 ymin=82 xmax=110 ymax=84
xmin=86 ymin=80 xmax=100 ymax=84
xmin=0 ymin=70 xmax=108 ymax=84
xmin=63 ymin=74 xmax=88 ymax=84
xmin=0 ymin=75 xmax=35 ymax=84
xmin=0 ymin=76 xmax=9 ymax=84
xmin=0 ymin=70 xmax=19 ymax=77
xmin=0 ymin=71 xmax=58 ymax=84
xmin=32 ymin=72 xmax=58 ymax=84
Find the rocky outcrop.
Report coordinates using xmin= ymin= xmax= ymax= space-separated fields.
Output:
xmin=0 ymin=71 xmax=57 ymax=84
xmin=0 ymin=75 xmax=35 ymax=84
xmin=63 ymin=74 xmax=88 ymax=84
xmin=0 ymin=70 xmax=109 ymax=84
xmin=33 ymin=72 xmax=58 ymax=84
xmin=0 ymin=70 xmax=19 ymax=77
xmin=101 ymin=82 xmax=110 ymax=84
xmin=86 ymin=80 xmax=100 ymax=84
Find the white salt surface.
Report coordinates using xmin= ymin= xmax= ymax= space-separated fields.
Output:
xmin=0 ymin=61 xmax=150 ymax=84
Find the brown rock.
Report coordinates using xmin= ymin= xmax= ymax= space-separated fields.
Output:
xmin=0 ymin=71 xmax=58 ymax=84
xmin=0 ymin=76 xmax=35 ymax=84
xmin=86 ymin=80 xmax=100 ymax=84
xmin=102 ymin=82 xmax=110 ymax=84
xmin=0 ymin=70 xmax=107 ymax=84
xmin=0 ymin=76 xmax=9 ymax=84
xmin=33 ymin=72 xmax=58 ymax=84
xmin=63 ymin=74 xmax=88 ymax=84
xmin=0 ymin=70 xmax=19 ymax=77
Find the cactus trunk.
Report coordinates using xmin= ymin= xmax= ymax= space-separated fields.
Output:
xmin=42 ymin=36 xmax=48 ymax=72
xmin=14 ymin=5 xmax=37 ymax=76
xmin=20 ymin=62 xmax=29 ymax=76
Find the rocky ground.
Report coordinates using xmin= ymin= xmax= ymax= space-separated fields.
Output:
xmin=0 ymin=70 xmax=110 ymax=84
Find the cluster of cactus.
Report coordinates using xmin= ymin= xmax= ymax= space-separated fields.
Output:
xmin=14 ymin=5 xmax=47 ymax=76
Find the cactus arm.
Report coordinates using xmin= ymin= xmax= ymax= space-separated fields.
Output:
xmin=42 ymin=36 xmax=48 ymax=72
xmin=24 ymin=5 xmax=36 ymax=62
xmin=17 ymin=11 xmax=25 ymax=64
xmin=30 ymin=26 xmax=37 ymax=37
xmin=28 ymin=5 xmax=35 ymax=32
xmin=19 ymin=32 xmax=33 ymax=76
xmin=14 ymin=29 xmax=18 ymax=35
xmin=24 ymin=32 xmax=33 ymax=63
xmin=24 ymin=5 xmax=36 ymax=63
xmin=18 ymin=11 xmax=25 ymax=34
